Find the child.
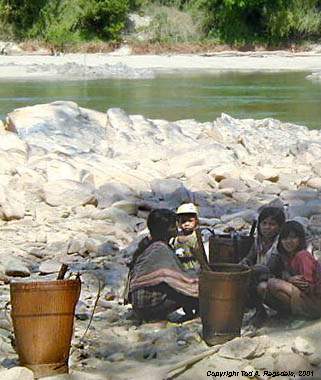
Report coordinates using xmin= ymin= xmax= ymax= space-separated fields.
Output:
xmin=264 ymin=221 xmax=321 ymax=319
xmin=173 ymin=203 xmax=200 ymax=273
xmin=126 ymin=209 xmax=199 ymax=322
xmin=241 ymin=206 xmax=286 ymax=268
xmin=240 ymin=206 xmax=286 ymax=327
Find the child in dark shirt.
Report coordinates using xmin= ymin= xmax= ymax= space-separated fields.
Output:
xmin=241 ymin=207 xmax=286 ymax=326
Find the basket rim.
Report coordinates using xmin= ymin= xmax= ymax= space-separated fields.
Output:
xmin=10 ymin=279 xmax=81 ymax=290
xmin=201 ymin=263 xmax=252 ymax=276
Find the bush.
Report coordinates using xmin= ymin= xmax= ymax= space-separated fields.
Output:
xmin=194 ymin=0 xmax=321 ymax=43
xmin=77 ymin=0 xmax=130 ymax=41
xmin=0 ymin=0 xmax=131 ymax=43
xmin=0 ymin=0 xmax=48 ymax=37
xmin=30 ymin=0 xmax=82 ymax=48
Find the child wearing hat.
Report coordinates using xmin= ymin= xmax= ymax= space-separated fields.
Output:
xmin=173 ymin=203 xmax=200 ymax=273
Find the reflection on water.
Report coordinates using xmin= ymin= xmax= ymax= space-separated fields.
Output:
xmin=0 ymin=71 xmax=320 ymax=129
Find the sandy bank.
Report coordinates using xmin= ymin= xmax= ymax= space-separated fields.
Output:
xmin=1 ymin=51 xmax=321 ymax=80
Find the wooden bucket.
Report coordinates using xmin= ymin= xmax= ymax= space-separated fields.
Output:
xmin=10 ymin=279 xmax=81 ymax=379
xmin=209 ymin=233 xmax=254 ymax=264
xmin=208 ymin=222 xmax=256 ymax=264
xmin=199 ymin=263 xmax=251 ymax=346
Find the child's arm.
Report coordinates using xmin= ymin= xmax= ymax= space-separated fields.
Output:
xmin=239 ymin=243 xmax=256 ymax=266
xmin=294 ymin=251 xmax=315 ymax=284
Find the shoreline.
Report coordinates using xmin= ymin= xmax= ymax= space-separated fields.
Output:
xmin=1 ymin=52 xmax=321 ymax=80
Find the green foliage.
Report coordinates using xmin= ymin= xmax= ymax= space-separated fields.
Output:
xmin=77 ymin=0 xmax=129 ymax=41
xmin=0 ymin=0 xmax=130 ymax=43
xmin=0 ymin=0 xmax=320 ymax=45
xmin=0 ymin=0 xmax=48 ymax=37
xmin=128 ymin=0 xmax=148 ymax=10
xmin=30 ymin=0 xmax=82 ymax=47
xmin=194 ymin=0 xmax=321 ymax=43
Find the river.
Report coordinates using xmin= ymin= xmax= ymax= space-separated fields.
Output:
xmin=1 ymin=71 xmax=320 ymax=128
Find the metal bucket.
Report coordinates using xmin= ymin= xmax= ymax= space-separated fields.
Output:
xmin=199 ymin=263 xmax=251 ymax=346
xmin=209 ymin=234 xmax=254 ymax=264
xmin=10 ymin=279 xmax=81 ymax=379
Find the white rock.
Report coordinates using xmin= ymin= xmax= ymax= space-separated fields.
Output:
xmin=39 ymin=260 xmax=61 ymax=274
xmin=96 ymin=182 xmax=134 ymax=209
xmin=255 ymin=167 xmax=279 ymax=182
xmin=274 ymin=352 xmax=312 ymax=373
xmin=281 ymin=189 xmax=319 ymax=201
xmin=46 ymin=160 xmax=81 ymax=182
xmin=0 ymin=366 xmax=34 ymax=380
xmin=219 ymin=337 xmax=259 ymax=359
xmin=111 ymin=200 xmax=138 ymax=215
xmin=127 ymin=13 xmax=152 ymax=32
xmin=5 ymin=260 xmax=30 ymax=277
xmin=219 ymin=178 xmax=247 ymax=192
xmin=308 ymin=351 xmax=321 ymax=366
xmin=42 ymin=180 xmax=96 ymax=207
xmin=107 ymin=352 xmax=125 ymax=362
xmin=42 ymin=371 xmax=108 ymax=379
xmin=307 ymin=177 xmax=321 ymax=189
xmin=221 ymin=210 xmax=256 ymax=223
xmin=292 ymin=337 xmax=315 ymax=355
xmin=0 ymin=184 xmax=25 ymax=220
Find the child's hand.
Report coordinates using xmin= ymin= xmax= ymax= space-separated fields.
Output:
xmin=288 ymin=275 xmax=309 ymax=290
xmin=175 ymin=248 xmax=185 ymax=258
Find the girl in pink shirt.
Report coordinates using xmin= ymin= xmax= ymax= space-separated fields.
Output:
xmin=264 ymin=221 xmax=321 ymax=318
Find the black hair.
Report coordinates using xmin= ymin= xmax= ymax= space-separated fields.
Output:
xmin=147 ymin=208 xmax=177 ymax=241
xmin=257 ymin=206 xmax=286 ymax=236
xmin=277 ymin=220 xmax=307 ymax=255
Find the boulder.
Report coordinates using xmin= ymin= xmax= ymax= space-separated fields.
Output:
xmin=280 ymin=189 xmax=319 ymax=201
xmin=150 ymin=179 xmax=183 ymax=200
xmin=43 ymin=180 xmax=96 ymax=207
xmin=218 ymin=178 xmax=247 ymax=192
xmin=288 ymin=199 xmax=321 ymax=218
xmin=96 ymin=182 xmax=134 ymax=209
xmin=39 ymin=260 xmax=61 ymax=275
xmin=111 ymin=200 xmax=138 ymax=215
xmin=7 ymin=101 xmax=107 ymax=155
xmin=292 ymin=337 xmax=315 ymax=356
xmin=5 ymin=260 xmax=30 ymax=277
xmin=46 ymin=159 xmax=81 ymax=182
xmin=255 ymin=167 xmax=279 ymax=182
xmin=307 ymin=177 xmax=321 ymax=190
xmin=0 ymin=184 xmax=25 ymax=220
xmin=221 ymin=210 xmax=256 ymax=224
xmin=107 ymin=108 xmax=133 ymax=131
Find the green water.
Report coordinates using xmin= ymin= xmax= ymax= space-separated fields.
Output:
xmin=1 ymin=71 xmax=321 ymax=128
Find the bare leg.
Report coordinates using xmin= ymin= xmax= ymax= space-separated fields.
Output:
xmin=265 ymin=278 xmax=292 ymax=315
xmin=249 ymin=281 xmax=268 ymax=327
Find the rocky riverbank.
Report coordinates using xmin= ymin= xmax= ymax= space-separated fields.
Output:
xmin=0 ymin=102 xmax=321 ymax=379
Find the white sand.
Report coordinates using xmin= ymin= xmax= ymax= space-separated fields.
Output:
xmin=1 ymin=51 xmax=321 ymax=80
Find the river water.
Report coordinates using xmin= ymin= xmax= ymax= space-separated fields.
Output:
xmin=1 ymin=71 xmax=320 ymax=128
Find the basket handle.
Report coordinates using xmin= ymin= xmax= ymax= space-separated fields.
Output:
xmin=201 ymin=227 xmax=215 ymax=236
xmin=250 ymin=220 xmax=257 ymax=237
xmin=57 ymin=264 xmax=69 ymax=280
xmin=195 ymin=228 xmax=211 ymax=271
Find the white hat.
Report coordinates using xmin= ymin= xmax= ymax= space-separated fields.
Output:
xmin=176 ymin=203 xmax=198 ymax=216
